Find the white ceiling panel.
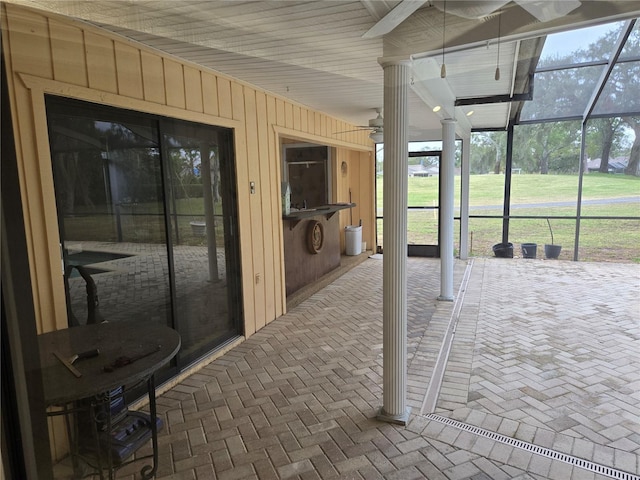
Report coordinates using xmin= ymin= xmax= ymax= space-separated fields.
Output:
xmin=8 ymin=0 xmax=640 ymax=139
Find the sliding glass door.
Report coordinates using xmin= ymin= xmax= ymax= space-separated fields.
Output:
xmin=46 ymin=96 xmax=242 ymax=370
xmin=162 ymin=119 xmax=241 ymax=362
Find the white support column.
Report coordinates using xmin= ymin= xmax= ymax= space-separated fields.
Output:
xmin=377 ymin=59 xmax=411 ymax=425
xmin=459 ymin=133 xmax=470 ymax=260
xmin=439 ymin=119 xmax=456 ymax=301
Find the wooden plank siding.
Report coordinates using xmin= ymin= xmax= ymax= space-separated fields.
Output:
xmin=115 ymin=42 xmax=144 ymax=99
xmin=266 ymin=96 xmax=286 ymax=314
xmin=243 ymin=87 xmax=266 ymax=333
xmin=163 ymin=58 xmax=186 ymax=109
xmin=49 ymin=21 xmax=87 ymax=86
xmin=3 ymin=1 xmax=373 ymax=335
xmin=255 ymin=91 xmax=278 ymax=327
xmin=201 ymin=71 xmax=219 ymax=116
xmin=184 ymin=66 xmax=204 ymax=113
xmin=141 ymin=51 xmax=167 ymax=104
xmin=333 ymin=148 xmax=376 ymax=251
xmin=2 ymin=3 xmax=375 ymax=459
xmin=85 ymin=31 xmax=118 ymax=93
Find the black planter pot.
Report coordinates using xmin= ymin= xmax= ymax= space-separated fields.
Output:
xmin=521 ymin=243 xmax=537 ymax=259
xmin=492 ymin=242 xmax=513 ymax=258
xmin=544 ymin=244 xmax=562 ymax=259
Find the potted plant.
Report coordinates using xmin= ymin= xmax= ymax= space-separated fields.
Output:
xmin=545 ymin=219 xmax=562 ymax=259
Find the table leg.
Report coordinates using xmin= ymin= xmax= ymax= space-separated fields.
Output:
xmin=101 ymin=394 xmax=114 ymax=480
xmin=61 ymin=405 xmax=82 ymax=479
xmin=140 ymin=374 xmax=158 ymax=479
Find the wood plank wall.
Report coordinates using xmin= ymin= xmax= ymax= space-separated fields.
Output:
xmin=1 ymin=1 xmax=375 ymax=460
xmin=335 ymin=149 xmax=376 ymax=251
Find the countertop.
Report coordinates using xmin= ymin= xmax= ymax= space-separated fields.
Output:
xmin=282 ymin=203 xmax=355 ymax=222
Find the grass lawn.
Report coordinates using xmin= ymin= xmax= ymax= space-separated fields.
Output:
xmin=63 ymin=174 xmax=639 ymax=263
xmin=377 ymin=172 xmax=640 ymax=210
xmin=376 ymin=173 xmax=640 ymax=263
xmin=62 ymin=197 xmax=225 ymax=246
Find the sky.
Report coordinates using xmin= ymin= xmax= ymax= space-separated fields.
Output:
xmin=540 ymin=22 xmax=621 ymax=59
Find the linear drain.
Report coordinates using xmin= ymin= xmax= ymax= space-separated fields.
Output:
xmin=424 ymin=413 xmax=640 ymax=480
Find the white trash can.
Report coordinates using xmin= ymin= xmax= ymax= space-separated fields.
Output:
xmin=345 ymin=225 xmax=362 ymax=256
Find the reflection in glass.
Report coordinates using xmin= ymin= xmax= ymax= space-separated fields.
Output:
xmin=46 ymin=98 xmax=241 ymax=369
xmin=48 ymin=106 xmax=170 ymax=329
xmin=163 ymin=121 xmax=236 ymax=360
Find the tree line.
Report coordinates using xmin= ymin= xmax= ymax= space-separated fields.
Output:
xmin=471 ymin=23 xmax=639 ymax=176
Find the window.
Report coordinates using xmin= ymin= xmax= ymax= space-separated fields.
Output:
xmin=283 ymin=144 xmax=330 ymax=209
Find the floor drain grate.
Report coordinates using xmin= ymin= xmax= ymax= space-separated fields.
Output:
xmin=424 ymin=413 xmax=640 ymax=480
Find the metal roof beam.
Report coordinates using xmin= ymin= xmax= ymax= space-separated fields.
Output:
xmin=455 ymin=91 xmax=533 ymax=107
xmin=583 ymin=19 xmax=636 ymax=122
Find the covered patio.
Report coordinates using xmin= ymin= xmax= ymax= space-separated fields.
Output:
xmin=55 ymin=256 xmax=640 ymax=479
xmin=2 ymin=2 xmax=639 ymax=478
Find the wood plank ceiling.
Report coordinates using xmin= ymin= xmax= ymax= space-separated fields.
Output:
xmin=8 ymin=0 xmax=640 ymax=140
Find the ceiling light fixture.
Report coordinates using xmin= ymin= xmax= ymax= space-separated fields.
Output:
xmin=495 ymin=9 xmax=502 ymax=81
xmin=433 ymin=105 xmax=442 ymax=112
xmin=369 ymin=130 xmax=383 ymax=143
xmin=441 ymin=0 xmax=447 ymax=78
xmin=466 ymin=110 xmax=474 ymax=116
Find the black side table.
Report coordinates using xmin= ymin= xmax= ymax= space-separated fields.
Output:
xmin=38 ymin=322 xmax=181 ymax=479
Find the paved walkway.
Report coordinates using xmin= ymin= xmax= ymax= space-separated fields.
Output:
xmin=58 ymin=257 xmax=640 ymax=479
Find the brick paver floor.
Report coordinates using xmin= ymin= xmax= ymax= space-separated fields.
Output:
xmin=55 ymin=256 xmax=639 ymax=479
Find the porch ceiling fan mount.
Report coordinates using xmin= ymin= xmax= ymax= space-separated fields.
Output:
xmin=333 ymin=108 xmax=383 ymax=141
xmin=368 ymin=108 xmax=384 ymax=130
xmin=367 ymin=108 xmax=384 ymax=142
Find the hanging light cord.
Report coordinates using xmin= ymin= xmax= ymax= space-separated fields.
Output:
xmin=495 ymin=9 xmax=501 ymax=80
xmin=441 ymin=0 xmax=447 ymax=78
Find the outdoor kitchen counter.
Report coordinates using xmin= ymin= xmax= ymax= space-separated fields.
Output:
xmin=283 ymin=203 xmax=355 ymax=296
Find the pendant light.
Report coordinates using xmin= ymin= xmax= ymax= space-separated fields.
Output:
xmin=441 ymin=0 xmax=447 ymax=78
xmin=495 ymin=9 xmax=501 ymax=81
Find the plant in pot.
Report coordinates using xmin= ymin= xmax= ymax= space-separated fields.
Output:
xmin=545 ymin=219 xmax=562 ymax=259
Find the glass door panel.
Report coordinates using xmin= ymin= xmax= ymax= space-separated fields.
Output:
xmin=162 ymin=120 xmax=240 ymax=363
xmin=46 ymin=97 xmax=242 ymax=374
xmin=47 ymin=99 xmax=171 ymax=330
